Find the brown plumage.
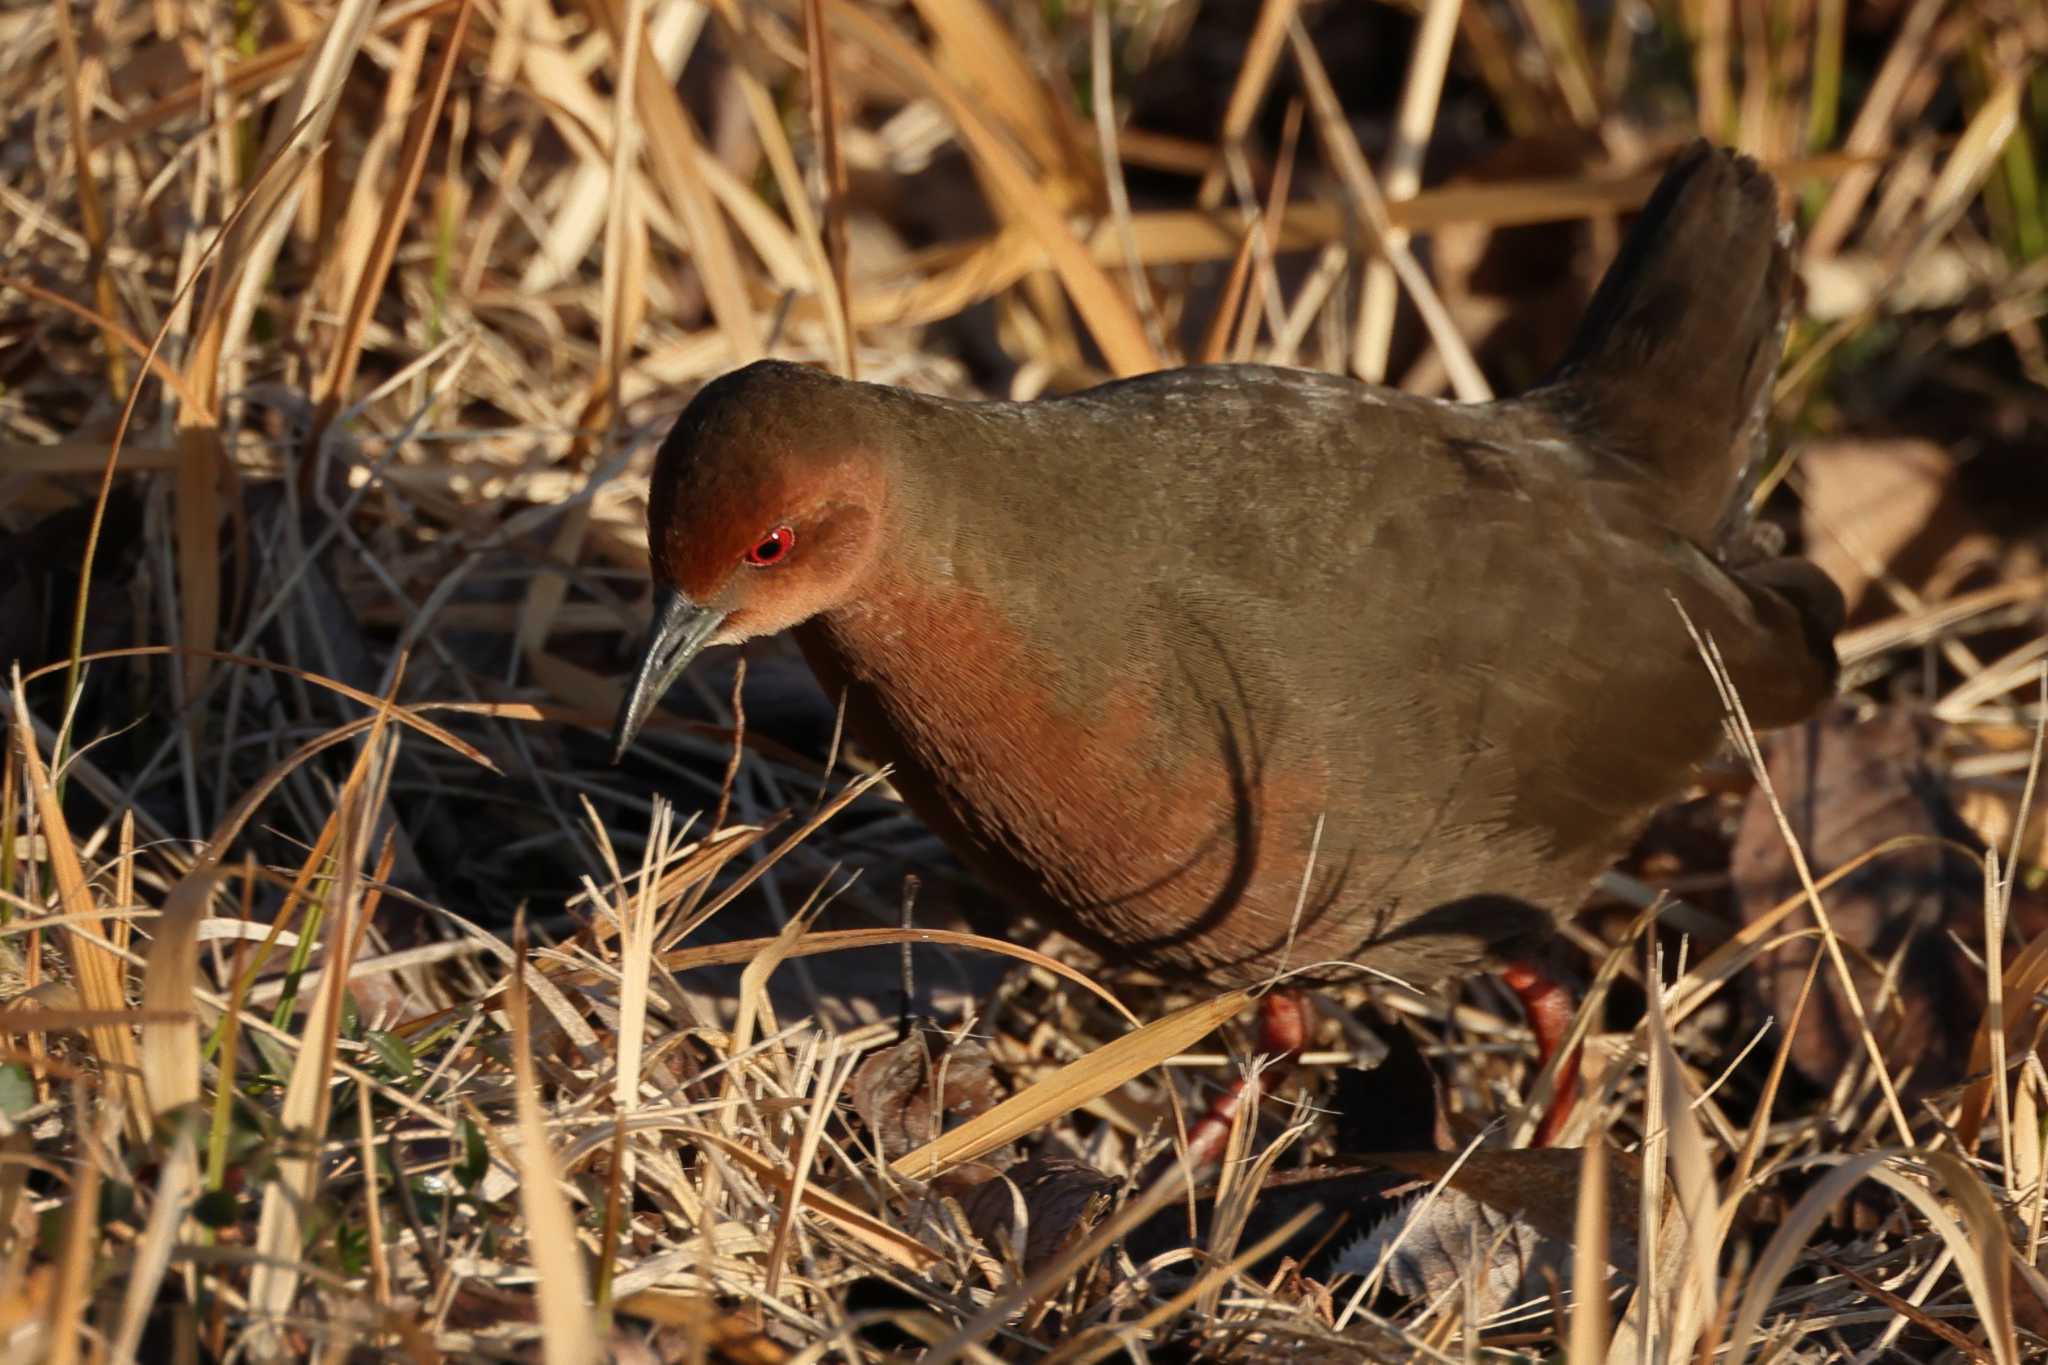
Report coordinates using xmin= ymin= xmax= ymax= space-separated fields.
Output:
xmin=611 ymin=142 xmax=1843 ymax=1000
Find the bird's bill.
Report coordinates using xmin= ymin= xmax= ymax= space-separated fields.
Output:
xmin=610 ymin=587 xmax=727 ymax=762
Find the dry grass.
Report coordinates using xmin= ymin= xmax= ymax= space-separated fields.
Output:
xmin=3 ymin=0 xmax=2047 ymax=1359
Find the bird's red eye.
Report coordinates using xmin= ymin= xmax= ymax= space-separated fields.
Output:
xmin=745 ymin=525 xmax=795 ymax=567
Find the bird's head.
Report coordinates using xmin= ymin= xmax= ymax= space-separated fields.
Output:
xmin=610 ymin=361 xmax=892 ymax=761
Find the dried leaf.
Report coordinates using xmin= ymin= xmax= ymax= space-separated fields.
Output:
xmin=962 ymin=1156 xmax=1119 ymax=1274
xmin=1331 ymin=1185 xmax=1569 ymax=1322
xmin=1732 ymin=702 xmax=2030 ymax=1096
xmin=851 ymin=1032 xmax=1003 ymax=1161
xmin=1799 ymin=438 xmax=1989 ymax=619
xmin=1363 ymin=1147 xmax=1644 ymax=1274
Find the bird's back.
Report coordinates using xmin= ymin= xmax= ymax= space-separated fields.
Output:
xmin=794 ymin=144 xmax=1841 ymax=988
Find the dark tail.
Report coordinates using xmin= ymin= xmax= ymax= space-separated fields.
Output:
xmin=1532 ymin=141 xmax=1792 ymax=542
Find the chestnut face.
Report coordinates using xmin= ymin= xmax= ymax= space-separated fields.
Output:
xmin=609 ymin=396 xmax=888 ymax=762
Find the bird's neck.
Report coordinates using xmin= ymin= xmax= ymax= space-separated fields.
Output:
xmin=790 ymin=549 xmax=1097 ymax=882
xmin=799 ymin=387 xmax=1148 ymax=711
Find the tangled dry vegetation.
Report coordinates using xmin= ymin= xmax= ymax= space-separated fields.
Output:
xmin=3 ymin=0 xmax=2047 ymax=1359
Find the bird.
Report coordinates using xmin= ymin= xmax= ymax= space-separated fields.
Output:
xmin=609 ymin=141 xmax=1844 ymax=1150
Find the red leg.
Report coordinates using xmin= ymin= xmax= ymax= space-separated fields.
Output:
xmin=1500 ymin=959 xmax=1582 ymax=1148
xmin=1179 ymin=990 xmax=1311 ymax=1169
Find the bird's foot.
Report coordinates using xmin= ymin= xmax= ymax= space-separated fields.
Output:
xmin=1499 ymin=959 xmax=1581 ymax=1147
xmin=1177 ymin=989 xmax=1311 ymax=1170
